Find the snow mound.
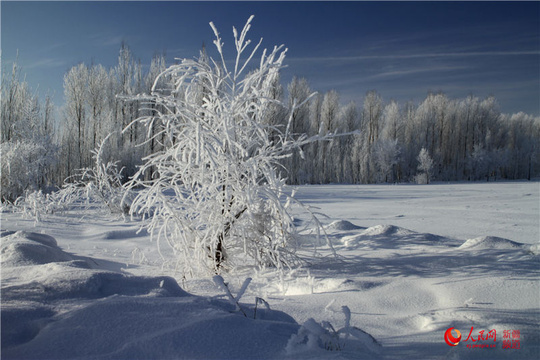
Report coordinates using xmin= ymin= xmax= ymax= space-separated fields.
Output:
xmin=3 ymin=296 xmax=300 ymax=360
xmin=2 ymin=231 xmax=194 ymax=352
xmin=459 ymin=236 xmax=525 ymax=250
xmin=1 ymin=231 xmax=73 ymax=266
xmin=527 ymin=243 xmax=540 ymax=255
xmin=3 ymin=268 xmax=189 ymax=303
xmin=339 ymin=224 xmax=454 ymax=250
xmin=1 ymin=230 xmax=58 ymax=247
xmin=2 ymin=230 xmax=189 ymax=299
xmin=361 ymin=224 xmax=415 ymax=237
xmin=3 ymin=230 xmax=380 ymax=359
xmin=282 ymin=277 xmax=353 ymax=296
xmin=325 ymin=220 xmax=364 ymax=231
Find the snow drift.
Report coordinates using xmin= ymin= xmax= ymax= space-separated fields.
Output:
xmin=1 ymin=231 xmax=381 ymax=359
xmin=459 ymin=236 xmax=526 ymax=250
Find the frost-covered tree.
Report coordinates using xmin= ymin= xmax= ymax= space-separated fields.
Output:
xmin=114 ymin=43 xmax=144 ymax=178
xmin=504 ymin=112 xmax=540 ymax=180
xmin=320 ymin=90 xmax=340 ymax=183
xmin=381 ymin=100 xmax=402 ymax=141
xmin=416 ymin=147 xmax=434 ymax=184
xmin=1 ymin=59 xmax=26 ymax=143
xmin=469 ymin=144 xmax=492 ymax=181
xmin=373 ymin=139 xmax=400 ymax=183
xmin=340 ymin=101 xmax=359 ymax=183
xmin=362 ymin=90 xmax=383 ymax=147
xmin=0 ymin=141 xmax=55 ymax=203
xmin=286 ymin=77 xmax=312 ymax=184
xmin=1 ymin=58 xmax=57 ymax=201
xmin=63 ymin=63 xmax=89 ymax=171
xmin=87 ymin=64 xmax=110 ymax=155
xmin=126 ymin=16 xmax=324 ymax=276
xmin=355 ymin=90 xmax=383 ymax=183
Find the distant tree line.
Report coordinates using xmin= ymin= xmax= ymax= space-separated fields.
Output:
xmin=1 ymin=44 xmax=539 ymax=202
xmin=281 ymin=79 xmax=540 ymax=185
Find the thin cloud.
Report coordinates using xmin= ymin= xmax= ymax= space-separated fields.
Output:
xmin=288 ymin=50 xmax=540 ymax=64
xmin=88 ymin=33 xmax=124 ymax=47
xmin=25 ymin=58 xmax=68 ymax=70
xmin=40 ymin=42 xmax=69 ymax=52
xmin=101 ymin=35 xmax=124 ymax=47
xmin=368 ymin=65 xmax=469 ymax=80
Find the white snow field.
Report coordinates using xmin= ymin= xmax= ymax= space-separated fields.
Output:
xmin=1 ymin=182 xmax=539 ymax=359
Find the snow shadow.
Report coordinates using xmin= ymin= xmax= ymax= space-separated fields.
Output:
xmin=302 ymin=223 xmax=539 ymax=281
xmin=307 ymin=250 xmax=539 ymax=281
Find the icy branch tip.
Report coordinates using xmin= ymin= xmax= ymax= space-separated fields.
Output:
xmin=209 ymin=21 xmax=219 ymax=37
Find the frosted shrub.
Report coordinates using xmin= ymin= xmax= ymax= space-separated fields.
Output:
xmin=13 ymin=190 xmax=66 ymax=222
xmin=12 ymin=134 xmax=129 ymax=220
xmin=125 ymin=16 xmax=326 ymax=275
xmin=60 ymin=133 xmax=130 ymax=214
xmin=286 ymin=306 xmax=381 ymax=355
xmin=0 ymin=140 xmax=55 ymax=203
xmin=79 ymin=134 xmax=129 ymax=214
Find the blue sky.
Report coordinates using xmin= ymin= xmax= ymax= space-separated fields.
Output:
xmin=2 ymin=1 xmax=539 ymax=115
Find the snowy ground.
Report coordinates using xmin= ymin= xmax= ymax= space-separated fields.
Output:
xmin=1 ymin=182 xmax=539 ymax=359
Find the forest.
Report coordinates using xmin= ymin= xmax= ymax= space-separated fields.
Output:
xmin=1 ymin=43 xmax=539 ymax=203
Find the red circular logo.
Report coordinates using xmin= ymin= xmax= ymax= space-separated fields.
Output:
xmin=444 ymin=327 xmax=462 ymax=346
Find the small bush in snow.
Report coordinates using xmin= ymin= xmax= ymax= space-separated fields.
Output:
xmin=14 ymin=190 xmax=56 ymax=222
xmin=13 ymin=135 xmax=130 ymax=221
xmin=286 ymin=305 xmax=381 ymax=355
xmin=61 ymin=133 xmax=130 ymax=215
xmin=125 ymin=16 xmax=328 ymax=276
